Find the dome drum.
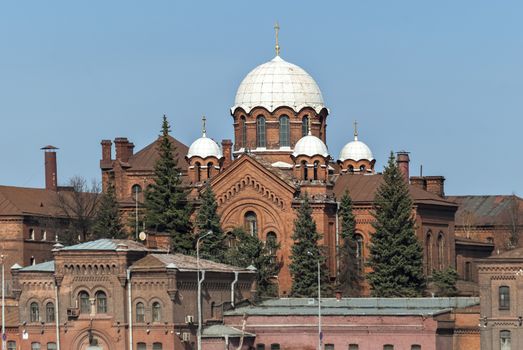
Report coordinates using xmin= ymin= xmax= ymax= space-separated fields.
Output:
xmin=338 ymin=159 xmax=376 ymax=175
xmin=292 ymin=154 xmax=330 ymax=182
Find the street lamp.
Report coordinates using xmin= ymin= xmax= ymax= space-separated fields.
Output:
xmin=1 ymin=254 xmax=5 ymax=350
xmin=307 ymin=251 xmax=322 ymax=350
xmin=197 ymin=230 xmax=212 ymax=350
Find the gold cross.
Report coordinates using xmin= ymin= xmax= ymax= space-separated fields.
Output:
xmin=202 ymin=115 xmax=207 ymax=137
xmin=274 ymin=22 xmax=280 ymax=56
xmin=354 ymin=120 xmax=358 ymax=140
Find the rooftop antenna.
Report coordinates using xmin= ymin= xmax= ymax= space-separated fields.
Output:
xmin=420 ymin=164 xmax=423 ymax=177
xmin=274 ymin=22 xmax=281 ymax=56
xmin=202 ymin=115 xmax=207 ymax=137
xmin=353 ymin=120 xmax=358 ymax=141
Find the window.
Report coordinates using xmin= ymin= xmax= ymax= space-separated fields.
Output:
xmin=241 ymin=117 xmax=247 ymax=147
xmin=384 ymin=345 xmax=394 ymax=350
xmin=137 ymin=343 xmax=146 ymax=350
xmin=30 ymin=302 xmax=39 ymax=322
xmin=46 ymin=302 xmax=55 ymax=323
xmin=270 ymin=345 xmax=280 ymax=350
xmin=195 ymin=162 xmax=201 ymax=182
xmin=41 ymin=230 xmax=46 ymax=241
xmin=411 ymin=345 xmax=421 ymax=350
xmin=499 ymin=286 xmax=510 ymax=310
xmin=245 ymin=211 xmax=258 ymax=236
xmin=31 ymin=343 xmax=41 ymax=350
xmin=355 ymin=234 xmax=364 ymax=271
xmin=256 ymin=116 xmax=266 ymax=147
xmin=207 ymin=162 xmax=213 ymax=179
xmin=348 ymin=165 xmax=354 ymax=173
xmin=302 ymin=116 xmax=309 ymax=136
xmin=153 ymin=343 xmax=163 ymax=350
xmin=500 ymin=330 xmax=511 ymax=350
xmin=426 ymin=233 xmax=433 ymax=274
xmin=152 ymin=302 xmax=161 ymax=322
xmin=256 ymin=345 xmax=266 ymax=350
xmin=266 ymin=232 xmax=277 ymax=256
xmin=47 ymin=343 xmax=57 ymax=350
xmin=302 ymin=160 xmax=308 ymax=180
xmin=29 ymin=228 xmax=35 ymax=240
xmin=131 ymin=184 xmax=142 ymax=198
xmin=30 ymin=257 xmax=36 ymax=266
xmin=313 ymin=161 xmax=319 ymax=180
xmin=279 ymin=115 xmax=290 ymax=147
xmin=465 ymin=261 xmax=472 ymax=281
xmin=437 ymin=233 xmax=445 ymax=270
xmin=79 ymin=291 xmax=90 ymax=314
xmin=319 ymin=116 xmax=324 ymax=139
xmin=7 ymin=341 xmax=16 ymax=350
xmin=348 ymin=345 xmax=359 ymax=350
xmin=325 ymin=345 xmax=335 ymax=350
xmin=96 ymin=291 xmax=107 ymax=313
xmin=136 ymin=302 xmax=145 ymax=322
xmin=359 ymin=165 xmax=365 ymax=172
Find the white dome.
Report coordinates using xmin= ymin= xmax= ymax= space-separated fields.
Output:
xmin=293 ymin=135 xmax=329 ymax=158
xmin=232 ymin=56 xmax=325 ymax=114
xmin=187 ymin=136 xmax=223 ymax=159
xmin=339 ymin=139 xmax=374 ymax=162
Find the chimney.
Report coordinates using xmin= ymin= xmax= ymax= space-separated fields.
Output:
xmin=425 ymin=176 xmax=445 ymax=197
xmin=221 ymin=139 xmax=233 ymax=169
xmin=114 ymin=137 xmax=131 ymax=162
xmin=410 ymin=176 xmax=426 ymax=190
xmin=41 ymin=145 xmax=58 ymax=191
xmin=127 ymin=142 xmax=135 ymax=159
xmin=101 ymin=140 xmax=112 ymax=161
xmin=396 ymin=151 xmax=410 ymax=183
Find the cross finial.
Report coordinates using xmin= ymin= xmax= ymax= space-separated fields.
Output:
xmin=274 ymin=22 xmax=280 ymax=56
xmin=202 ymin=115 xmax=207 ymax=137
xmin=353 ymin=120 xmax=358 ymax=141
xmin=308 ymin=116 xmax=312 ymax=136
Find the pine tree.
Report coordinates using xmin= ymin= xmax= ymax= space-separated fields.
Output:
xmin=92 ymin=183 xmax=126 ymax=240
xmin=225 ymin=227 xmax=281 ymax=298
xmin=290 ymin=195 xmax=330 ymax=297
xmin=430 ymin=267 xmax=458 ymax=297
xmin=337 ymin=190 xmax=361 ymax=296
xmin=196 ymin=184 xmax=227 ymax=263
xmin=367 ymin=152 xmax=425 ymax=297
xmin=144 ymin=115 xmax=193 ymax=254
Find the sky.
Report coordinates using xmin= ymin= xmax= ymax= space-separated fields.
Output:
xmin=0 ymin=1 xmax=522 ymax=195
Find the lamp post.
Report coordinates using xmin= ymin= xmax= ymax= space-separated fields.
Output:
xmin=307 ymin=251 xmax=322 ymax=350
xmin=1 ymin=254 xmax=5 ymax=350
xmin=197 ymin=230 xmax=212 ymax=350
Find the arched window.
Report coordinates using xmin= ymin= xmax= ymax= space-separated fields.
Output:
xmin=195 ymin=162 xmax=201 ymax=182
xmin=500 ymin=330 xmax=511 ymax=350
xmin=355 ymin=234 xmax=364 ymax=271
xmin=302 ymin=116 xmax=309 ymax=136
xmin=47 ymin=343 xmax=57 ymax=350
xmin=41 ymin=230 xmax=46 ymax=241
xmin=384 ymin=345 xmax=394 ymax=350
xmin=96 ymin=291 xmax=107 ymax=313
xmin=30 ymin=302 xmax=39 ymax=322
xmin=153 ymin=343 xmax=163 ymax=350
xmin=270 ymin=345 xmax=280 ymax=350
xmin=226 ymin=232 xmax=237 ymax=248
xmin=256 ymin=116 xmax=266 ymax=148
xmin=499 ymin=286 xmax=510 ymax=310
xmin=45 ymin=302 xmax=55 ymax=323
xmin=487 ymin=237 xmax=494 ymax=243
xmin=266 ymin=232 xmax=277 ymax=256
xmin=207 ymin=162 xmax=213 ymax=179
xmin=437 ymin=233 xmax=445 ymax=270
xmin=279 ymin=115 xmax=290 ymax=147
xmin=359 ymin=165 xmax=366 ymax=172
xmin=411 ymin=346 xmax=421 ymax=350
xmin=79 ymin=291 xmax=90 ymax=314
xmin=29 ymin=228 xmax=35 ymax=240
xmin=241 ymin=117 xmax=247 ymax=147
xmin=349 ymin=345 xmax=359 ymax=350
xmin=31 ymin=343 xmax=40 ymax=350
xmin=152 ymin=302 xmax=161 ymax=322
xmin=7 ymin=341 xmax=16 ymax=350
xmin=302 ymin=160 xmax=308 ymax=180
xmin=426 ymin=233 xmax=433 ymax=275
xmin=137 ymin=343 xmax=146 ymax=350
xmin=131 ymin=184 xmax=142 ymax=197
xmin=348 ymin=165 xmax=354 ymax=173
xmin=244 ymin=212 xmax=258 ymax=236
xmin=465 ymin=261 xmax=472 ymax=281
xmin=313 ymin=161 xmax=319 ymax=180
xmin=136 ymin=302 xmax=145 ymax=322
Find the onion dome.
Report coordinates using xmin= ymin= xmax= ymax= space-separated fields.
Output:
xmin=339 ymin=122 xmax=374 ymax=161
xmin=232 ymin=55 xmax=325 ymax=114
xmin=187 ymin=117 xmax=223 ymax=159
xmin=293 ymin=132 xmax=329 ymax=158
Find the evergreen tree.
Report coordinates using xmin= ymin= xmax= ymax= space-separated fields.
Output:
xmin=290 ymin=195 xmax=330 ymax=297
xmin=92 ymin=183 xmax=126 ymax=239
xmin=337 ymin=190 xmax=361 ymax=296
xmin=367 ymin=152 xmax=425 ymax=297
xmin=430 ymin=267 xmax=458 ymax=297
xmin=225 ymin=227 xmax=281 ymax=298
xmin=144 ymin=115 xmax=193 ymax=254
xmin=196 ymin=185 xmax=227 ymax=263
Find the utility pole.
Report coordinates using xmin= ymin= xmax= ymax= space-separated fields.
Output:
xmin=197 ymin=230 xmax=212 ymax=350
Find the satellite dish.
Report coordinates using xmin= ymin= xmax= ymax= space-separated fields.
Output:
xmin=138 ymin=231 xmax=147 ymax=241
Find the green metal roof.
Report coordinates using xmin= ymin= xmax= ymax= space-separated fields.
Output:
xmin=19 ymin=261 xmax=55 ymax=272
xmin=225 ymin=297 xmax=480 ymax=317
xmin=61 ymin=239 xmax=150 ymax=252
xmin=202 ymin=325 xmax=255 ymax=338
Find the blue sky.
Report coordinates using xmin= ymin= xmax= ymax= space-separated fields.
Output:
xmin=1 ymin=1 xmax=522 ymax=195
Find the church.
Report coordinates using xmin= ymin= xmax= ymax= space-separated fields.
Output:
xmin=98 ymin=31 xmax=479 ymax=296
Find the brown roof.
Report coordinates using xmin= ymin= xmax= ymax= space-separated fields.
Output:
xmin=332 ymin=174 xmax=457 ymax=207
xmin=487 ymin=247 xmax=523 ymax=259
xmin=249 ymin=154 xmax=297 ymax=188
xmin=448 ymin=195 xmax=523 ymax=227
xmin=127 ymin=135 xmax=189 ymax=171
xmin=0 ymin=185 xmax=63 ymax=217
xmin=131 ymin=253 xmax=255 ymax=273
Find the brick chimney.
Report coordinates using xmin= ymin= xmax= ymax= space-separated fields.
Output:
xmin=396 ymin=151 xmax=410 ymax=183
xmin=221 ymin=139 xmax=233 ymax=169
xmin=425 ymin=176 xmax=445 ymax=197
xmin=410 ymin=176 xmax=426 ymax=190
xmin=114 ymin=137 xmax=131 ymax=162
xmin=101 ymin=140 xmax=112 ymax=161
xmin=41 ymin=145 xmax=58 ymax=191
